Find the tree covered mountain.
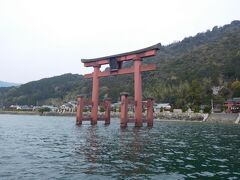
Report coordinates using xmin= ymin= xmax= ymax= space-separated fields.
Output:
xmin=0 ymin=81 xmax=19 ymax=87
xmin=0 ymin=20 xmax=240 ymax=110
xmin=0 ymin=74 xmax=86 ymax=106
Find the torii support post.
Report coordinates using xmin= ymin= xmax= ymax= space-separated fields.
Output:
xmin=76 ymin=95 xmax=84 ymax=125
xmin=146 ymin=98 xmax=154 ymax=127
xmin=134 ymin=57 xmax=143 ymax=127
xmin=91 ymin=65 xmax=100 ymax=125
xmin=120 ymin=92 xmax=129 ymax=128
xmin=104 ymin=98 xmax=111 ymax=125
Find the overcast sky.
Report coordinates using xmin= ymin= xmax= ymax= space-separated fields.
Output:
xmin=0 ymin=0 xmax=239 ymax=83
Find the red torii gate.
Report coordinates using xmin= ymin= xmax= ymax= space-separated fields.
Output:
xmin=77 ymin=43 xmax=159 ymax=127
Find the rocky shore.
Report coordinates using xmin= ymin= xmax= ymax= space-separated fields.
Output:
xmin=154 ymin=112 xmax=205 ymax=121
xmin=1 ymin=111 xmax=239 ymax=124
xmin=206 ymin=113 xmax=240 ymax=124
xmin=0 ymin=110 xmax=206 ymax=121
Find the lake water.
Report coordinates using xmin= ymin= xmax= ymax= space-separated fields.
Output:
xmin=0 ymin=114 xmax=240 ymax=179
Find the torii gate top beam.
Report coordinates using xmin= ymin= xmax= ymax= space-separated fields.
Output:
xmin=81 ymin=43 xmax=160 ymax=67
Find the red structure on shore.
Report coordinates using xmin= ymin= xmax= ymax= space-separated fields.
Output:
xmin=224 ymin=98 xmax=240 ymax=113
xmin=76 ymin=44 xmax=160 ymax=127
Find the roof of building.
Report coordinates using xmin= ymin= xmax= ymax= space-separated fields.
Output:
xmin=233 ymin=97 xmax=240 ymax=101
xmin=155 ymin=103 xmax=171 ymax=108
xmin=81 ymin=43 xmax=161 ymax=63
xmin=225 ymin=97 xmax=240 ymax=103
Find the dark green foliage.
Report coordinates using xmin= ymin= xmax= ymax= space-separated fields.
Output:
xmin=231 ymin=81 xmax=240 ymax=97
xmin=112 ymin=106 xmax=117 ymax=112
xmin=0 ymin=21 xmax=240 ymax=108
xmin=203 ymin=106 xmax=211 ymax=113
xmin=38 ymin=107 xmax=51 ymax=113
xmin=99 ymin=106 xmax=105 ymax=112
xmin=182 ymin=106 xmax=188 ymax=113
xmin=192 ymin=106 xmax=200 ymax=113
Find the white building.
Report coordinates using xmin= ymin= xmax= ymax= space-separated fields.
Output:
xmin=154 ymin=103 xmax=171 ymax=113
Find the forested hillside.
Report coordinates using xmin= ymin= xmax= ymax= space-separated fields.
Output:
xmin=0 ymin=81 xmax=19 ymax=87
xmin=0 ymin=21 xmax=240 ymax=110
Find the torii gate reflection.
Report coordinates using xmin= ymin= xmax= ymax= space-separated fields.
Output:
xmin=77 ymin=44 xmax=160 ymax=127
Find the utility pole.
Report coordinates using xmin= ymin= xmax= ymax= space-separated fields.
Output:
xmin=211 ymin=99 xmax=214 ymax=113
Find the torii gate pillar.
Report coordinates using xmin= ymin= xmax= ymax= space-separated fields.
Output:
xmin=91 ymin=65 xmax=100 ymax=125
xmin=134 ymin=58 xmax=143 ymax=127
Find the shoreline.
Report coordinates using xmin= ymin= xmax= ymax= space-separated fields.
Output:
xmin=0 ymin=111 xmax=40 ymax=116
xmin=0 ymin=111 xmax=75 ymax=116
xmin=0 ymin=110 xmax=205 ymax=121
xmin=1 ymin=111 xmax=239 ymax=124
